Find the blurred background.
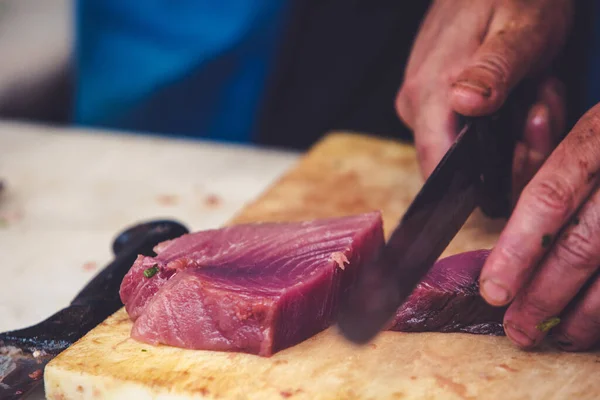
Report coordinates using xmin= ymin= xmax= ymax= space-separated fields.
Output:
xmin=0 ymin=0 xmax=71 ymax=125
xmin=0 ymin=0 xmax=425 ymax=150
xmin=0 ymin=0 xmax=596 ymax=151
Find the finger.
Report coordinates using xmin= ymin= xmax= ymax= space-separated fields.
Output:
xmin=512 ymin=141 xmax=530 ymax=204
xmin=412 ymin=96 xmax=457 ymax=178
xmin=554 ymin=274 xmax=600 ymax=351
xmin=526 ymin=77 xmax=566 ymax=152
xmin=402 ymin=0 xmax=492 ymax=80
xmin=450 ymin=4 xmax=570 ymax=116
xmin=480 ymin=103 xmax=600 ymax=307
xmin=512 ymin=141 xmax=546 ymax=206
xmin=518 ymin=77 xmax=565 ymax=177
xmin=511 ymin=103 xmax=552 ymax=202
xmin=502 ymin=185 xmax=600 ymax=349
xmin=539 ymin=77 xmax=567 ymax=140
xmin=512 ymin=77 xmax=566 ymax=202
xmin=395 ymin=91 xmax=415 ymax=129
xmin=524 ymin=103 xmax=553 ymax=156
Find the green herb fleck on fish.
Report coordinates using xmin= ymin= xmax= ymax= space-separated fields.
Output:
xmin=141 ymin=349 xmax=148 ymax=352
xmin=536 ymin=317 xmax=560 ymax=332
xmin=541 ymin=234 xmax=552 ymax=248
xmin=143 ymin=264 xmax=159 ymax=278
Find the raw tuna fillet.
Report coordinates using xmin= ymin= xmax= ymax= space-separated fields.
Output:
xmin=120 ymin=212 xmax=384 ymax=356
xmin=390 ymin=249 xmax=506 ymax=335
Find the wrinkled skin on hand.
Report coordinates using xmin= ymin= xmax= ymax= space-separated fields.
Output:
xmin=396 ymin=0 xmax=600 ymax=352
xmin=481 ymin=103 xmax=600 ymax=352
xmin=396 ymin=0 xmax=572 ymax=191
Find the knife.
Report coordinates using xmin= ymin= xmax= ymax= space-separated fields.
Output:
xmin=0 ymin=219 xmax=188 ymax=400
xmin=337 ymin=89 xmax=531 ymax=344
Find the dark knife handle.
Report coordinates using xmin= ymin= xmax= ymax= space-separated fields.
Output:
xmin=0 ymin=220 xmax=189 ymax=400
xmin=462 ymin=82 xmax=538 ymax=219
xmin=0 ymin=220 xmax=190 ymax=354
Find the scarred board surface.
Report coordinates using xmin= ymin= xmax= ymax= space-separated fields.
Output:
xmin=45 ymin=133 xmax=600 ymax=399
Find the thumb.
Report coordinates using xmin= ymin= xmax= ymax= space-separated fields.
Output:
xmin=450 ymin=5 xmax=569 ymax=116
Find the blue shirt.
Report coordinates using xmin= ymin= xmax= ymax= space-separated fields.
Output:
xmin=74 ymin=0 xmax=288 ymax=143
xmin=75 ymin=3 xmax=600 ymax=142
xmin=587 ymin=3 xmax=600 ymax=108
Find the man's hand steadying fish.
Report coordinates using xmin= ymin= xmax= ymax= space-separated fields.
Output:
xmin=396 ymin=0 xmax=600 ymax=351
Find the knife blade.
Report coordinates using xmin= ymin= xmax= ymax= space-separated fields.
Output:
xmin=337 ymin=92 xmax=526 ymax=343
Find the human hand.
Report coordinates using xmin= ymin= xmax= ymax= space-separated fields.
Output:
xmin=396 ymin=0 xmax=572 ymax=191
xmin=480 ymin=103 xmax=600 ymax=351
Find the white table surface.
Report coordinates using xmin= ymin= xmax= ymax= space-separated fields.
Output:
xmin=0 ymin=122 xmax=299 ymax=398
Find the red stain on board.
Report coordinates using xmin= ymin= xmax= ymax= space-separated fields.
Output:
xmin=204 ymin=194 xmax=222 ymax=208
xmin=156 ymin=194 xmax=179 ymax=206
xmin=82 ymin=261 xmax=98 ymax=272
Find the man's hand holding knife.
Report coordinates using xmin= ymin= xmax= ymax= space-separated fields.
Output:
xmin=397 ymin=0 xmax=600 ymax=351
xmin=341 ymin=0 xmax=600 ymax=352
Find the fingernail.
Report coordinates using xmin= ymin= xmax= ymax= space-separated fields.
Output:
xmin=452 ymin=79 xmax=492 ymax=98
xmin=481 ymin=278 xmax=510 ymax=305
xmin=525 ymin=104 xmax=553 ymax=155
xmin=504 ymin=322 xmax=534 ymax=348
xmin=529 ymin=104 xmax=550 ymax=130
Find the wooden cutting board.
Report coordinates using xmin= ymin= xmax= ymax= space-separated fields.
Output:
xmin=44 ymin=133 xmax=600 ymax=400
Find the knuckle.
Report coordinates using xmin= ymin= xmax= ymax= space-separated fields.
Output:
xmin=570 ymin=109 xmax=600 ymax=166
xmin=524 ymin=177 xmax=575 ymax=220
xmin=396 ymin=78 xmax=420 ymax=127
xmin=513 ymin=293 xmax=557 ymax=326
xmin=587 ymin=102 xmax=600 ymax=122
xmin=471 ymin=53 xmax=511 ymax=86
xmin=496 ymin=241 xmax=532 ymax=277
xmin=395 ymin=93 xmax=412 ymax=127
xmin=553 ymin=230 xmax=598 ymax=272
xmin=574 ymin=106 xmax=600 ymax=140
xmin=398 ymin=76 xmax=420 ymax=103
xmin=519 ymin=293 xmax=555 ymax=319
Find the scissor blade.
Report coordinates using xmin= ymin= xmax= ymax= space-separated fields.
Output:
xmin=337 ymin=122 xmax=483 ymax=343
